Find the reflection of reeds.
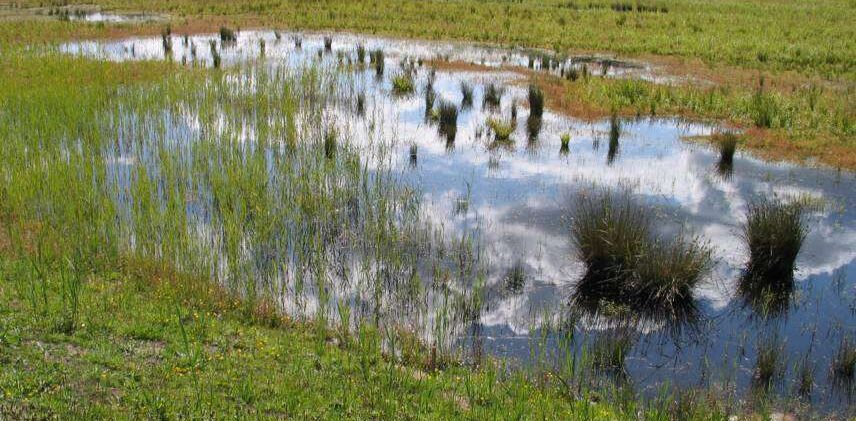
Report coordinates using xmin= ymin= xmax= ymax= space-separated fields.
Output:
xmin=219 ymin=26 xmax=237 ymax=43
xmin=607 ymin=114 xmax=620 ymax=165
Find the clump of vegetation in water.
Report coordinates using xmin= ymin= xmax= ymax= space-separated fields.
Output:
xmin=392 ymin=72 xmax=414 ymax=95
xmin=752 ymin=335 xmax=783 ymax=391
xmin=324 ymin=36 xmax=333 ymax=51
xmin=571 ymin=190 xmax=712 ymax=328
xmin=219 ymin=26 xmax=237 ymax=43
xmin=487 ymin=117 xmax=514 ymax=142
xmin=831 ymin=337 xmax=856 ymax=393
xmin=560 ymin=133 xmax=571 ymax=155
xmin=355 ymin=92 xmax=365 ymax=116
xmin=716 ymin=132 xmax=738 ymax=178
xmin=369 ymin=49 xmax=384 ymax=77
xmin=436 ymin=100 xmax=458 ymax=143
xmin=528 ymin=84 xmax=544 ymax=118
xmin=356 ymin=44 xmax=365 ymax=63
xmin=483 ymin=83 xmax=502 ymax=109
xmin=324 ymin=127 xmax=337 ymax=159
xmin=742 ymin=199 xmax=807 ymax=283
xmin=209 ymin=41 xmax=221 ymax=69
xmin=607 ymin=115 xmax=621 ymax=164
xmin=460 ymin=82 xmax=473 ymax=109
xmin=504 ymin=262 xmax=526 ymax=294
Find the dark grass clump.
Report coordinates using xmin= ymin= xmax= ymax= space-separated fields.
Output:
xmin=460 ymin=82 xmax=474 ymax=109
xmin=370 ymin=49 xmax=385 ymax=77
xmin=323 ymin=36 xmax=333 ymax=51
xmin=526 ymin=115 xmax=542 ymax=144
xmin=716 ymin=132 xmax=738 ymax=178
xmin=356 ymin=44 xmax=365 ymax=64
xmin=209 ymin=41 xmax=221 ymax=69
xmin=831 ymin=337 xmax=856 ymax=394
xmin=409 ymin=144 xmax=418 ymax=167
xmin=560 ymin=133 xmax=571 ymax=156
xmin=293 ymin=36 xmax=302 ymax=49
xmin=161 ymin=25 xmax=173 ymax=56
xmin=570 ymin=190 xmax=712 ymax=328
xmin=589 ymin=332 xmax=634 ymax=375
xmin=356 ymin=92 xmax=366 ymax=116
xmin=219 ymin=26 xmax=237 ymax=43
xmin=607 ymin=114 xmax=621 ymax=165
xmin=742 ymin=199 xmax=807 ymax=284
xmin=504 ymin=262 xmax=526 ymax=294
xmin=437 ymin=100 xmax=458 ymax=143
xmin=424 ymin=87 xmax=436 ymax=119
xmin=528 ymin=84 xmax=544 ymax=118
xmin=483 ymin=83 xmax=503 ymax=109
xmin=323 ymin=128 xmax=337 ymax=160
xmin=752 ymin=335 xmax=783 ymax=392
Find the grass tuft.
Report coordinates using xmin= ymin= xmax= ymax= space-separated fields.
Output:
xmin=528 ymin=84 xmax=544 ymax=118
xmin=742 ymin=199 xmax=807 ymax=283
xmin=483 ymin=83 xmax=502 ymax=109
xmin=436 ymin=100 xmax=458 ymax=143
xmin=219 ymin=26 xmax=237 ymax=43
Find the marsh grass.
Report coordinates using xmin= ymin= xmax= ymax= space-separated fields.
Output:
xmin=392 ymin=72 xmax=415 ymax=95
xmin=570 ymin=190 xmax=711 ymax=328
xmin=607 ymin=115 xmax=621 ymax=164
xmin=560 ymin=133 xmax=571 ymax=155
xmin=716 ymin=132 xmax=738 ymax=178
xmin=324 ymin=36 xmax=333 ymax=51
xmin=528 ymin=84 xmax=544 ymax=118
xmin=370 ymin=49 xmax=384 ymax=76
xmin=437 ymin=100 xmax=458 ymax=143
xmin=526 ymin=115 xmax=542 ymax=143
xmin=356 ymin=44 xmax=365 ymax=63
xmin=487 ymin=117 xmax=514 ymax=142
xmin=503 ymin=262 xmax=526 ymax=294
xmin=831 ymin=337 xmax=855 ymax=394
xmin=752 ymin=335 xmax=784 ymax=392
xmin=209 ymin=41 xmax=221 ymax=68
xmin=742 ymin=200 xmax=807 ymax=284
xmin=219 ymin=26 xmax=237 ymax=43
xmin=483 ymin=83 xmax=502 ymax=109
xmin=460 ymin=82 xmax=473 ymax=109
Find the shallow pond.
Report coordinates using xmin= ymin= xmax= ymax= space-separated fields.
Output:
xmin=61 ymin=31 xmax=855 ymax=412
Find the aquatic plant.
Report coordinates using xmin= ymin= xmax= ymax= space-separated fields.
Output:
xmin=607 ymin=115 xmax=621 ymax=164
xmin=528 ymin=84 xmax=544 ymax=118
xmin=392 ymin=72 xmax=415 ymax=95
xmin=752 ymin=335 xmax=783 ymax=391
xmin=831 ymin=337 xmax=856 ymax=393
xmin=571 ymin=190 xmax=711 ymax=328
xmin=424 ymin=86 xmax=436 ymax=118
xmin=356 ymin=92 xmax=365 ymax=116
xmin=356 ymin=44 xmax=365 ymax=63
xmin=560 ymin=133 xmax=571 ymax=155
xmin=526 ymin=115 xmax=542 ymax=143
xmin=483 ymin=83 xmax=502 ymax=109
xmin=324 ymin=36 xmax=333 ymax=51
xmin=324 ymin=127 xmax=337 ymax=159
xmin=504 ymin=262 xmax=526 ymax=294
xmin=742 ymin=199 xmax=807 ymax=283
xmin=210 ymin=41 xmax=221 ymax=69
xmin=369 ymin=49 xmax=385 ymax=76
xmin=409 ymin=144 xmax=418 ymax=167
xmin=436 ymin=100 xmax=458 ymax=143
xmin=460 ymin=82 xmax=473 ymax=108
xmin=487 ymin=118 xmax=514 ymax=142
xmin=716 ymin=132 xmax=738 ymax=178
xmin=219 ymin=26 xmax=237 ymax=43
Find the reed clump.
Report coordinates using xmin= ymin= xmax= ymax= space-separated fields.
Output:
xmin=571 ymin=190 xmax=712 ymax=326
xmin=483 ymin=83 xmax=502 ymax=109
xmin=742 ymin=199 xmax=807 ymax=283
xmin=219 ymin=26 xmax=237 ymax=43
xmin=436 ymin=100 xmax=458 ymax=143
xmin=392 ymin=73 xmax=415 ymax=95
xmin=460 ymin=82 xmax=473 ymax=108
xmin=528 ymin=84 xmax=544 ymax=118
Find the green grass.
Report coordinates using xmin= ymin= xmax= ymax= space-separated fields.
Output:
xmin=15 ymin=0 xmax=852 ymax=78
xmin=392 ymin=72 xmax=415 ymax=95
